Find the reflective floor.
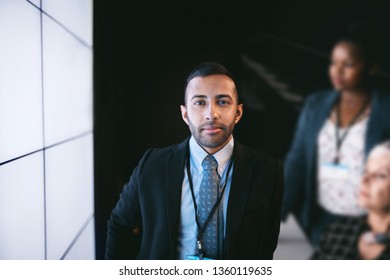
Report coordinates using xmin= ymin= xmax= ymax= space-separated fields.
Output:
xmin=274 ymin=216 xmax=313 ymax=260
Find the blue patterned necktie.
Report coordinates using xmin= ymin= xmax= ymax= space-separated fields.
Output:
xmin=198 ymin=155 xmax=219 ymax=259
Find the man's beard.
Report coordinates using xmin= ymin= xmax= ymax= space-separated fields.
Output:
xmin=187 ymin=118 xmax=235 ymax=152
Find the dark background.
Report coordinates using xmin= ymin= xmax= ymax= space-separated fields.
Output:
xmin=93 ymin=0 xmax=390 ymax=259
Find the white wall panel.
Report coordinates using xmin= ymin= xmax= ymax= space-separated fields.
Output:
xmin=0 ymin=0 xmax=94 ymax=260
xmin=0 ymin=0 xmax=43 ymax=163
xmin=42 ymin=0 xmax=93 ymax=46
xmin=0 ymin=153 xmax=45 ymax=260
xmin=42 ymin=14 xmax=93 ymax=146
xmin=63 ymin=218 xmax=95 ymax=260
xmin=45 ymin=134 xmax=94 ymax=259
xmin=28 ymin=0 xmax=41 ymax=8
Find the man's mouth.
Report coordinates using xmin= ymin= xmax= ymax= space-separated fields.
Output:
xmin=201 ymin=125 xmax=223 ymax=134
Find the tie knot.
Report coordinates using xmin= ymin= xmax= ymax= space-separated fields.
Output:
xmin=202 ymin=155 xmax=218 ymax=171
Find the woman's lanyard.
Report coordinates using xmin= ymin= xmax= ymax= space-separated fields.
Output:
xmin=185 ymin=154 xmax=233 ymax=260
xmin=334 ymin=95 xmax=370 ymax=164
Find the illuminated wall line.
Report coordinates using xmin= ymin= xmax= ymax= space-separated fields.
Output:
xmin=60 ymin=214 xmax=95 ymax=260
xmin=0 ymin=131 xmax=92 ymax=167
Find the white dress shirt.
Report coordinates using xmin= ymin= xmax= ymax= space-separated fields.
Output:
xmin=176 ymin=136 xmax=234 ymax=259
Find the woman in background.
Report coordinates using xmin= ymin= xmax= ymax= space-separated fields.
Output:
xmin=311 ymin=141 xmax=390 ymax=259
xmin=282 ymin=28 xmax=390 ymax=246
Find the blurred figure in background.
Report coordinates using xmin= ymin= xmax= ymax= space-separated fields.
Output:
xmin=311 ymin=141 xmax=390 ymax=259
xmin=282 ymin=25 xmax=390 ymax=246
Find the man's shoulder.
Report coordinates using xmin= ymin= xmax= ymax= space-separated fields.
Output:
xmin=137 ymin=138 xmax=188 ymax=165
xmin=145 ymin=142 xmax=182 ymax=157
xmin=235 ymin=141 xmax=282 ymax=167
xmin=129 ymin=139 xmax=188 ymax=177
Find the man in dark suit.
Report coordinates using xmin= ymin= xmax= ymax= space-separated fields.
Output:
xmin=105 ymin=62 xmax=283 ymax=260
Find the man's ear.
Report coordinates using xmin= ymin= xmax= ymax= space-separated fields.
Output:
xmin=180 ymin=105 xmax=189 ymax=125
xmin=235 ymin=104 xmax=243 ymax=124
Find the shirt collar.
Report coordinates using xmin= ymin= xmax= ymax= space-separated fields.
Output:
xmin=189 ymin=136 xmax=234 ymax=176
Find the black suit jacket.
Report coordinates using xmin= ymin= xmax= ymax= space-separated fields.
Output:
xmin=105 ymin=138 xmax=283 ymax=259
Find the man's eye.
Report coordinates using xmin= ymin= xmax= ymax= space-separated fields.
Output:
xmin=218 ymin=100 xmax=229 ymax=105
xmin=194 ymin=100 xmax=205 ymax=105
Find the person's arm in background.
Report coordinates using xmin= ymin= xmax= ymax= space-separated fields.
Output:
xmin=281 ymin=96 xmax=313 ymax=221
xmin=105 ymin=149 xmax=152 ymax=259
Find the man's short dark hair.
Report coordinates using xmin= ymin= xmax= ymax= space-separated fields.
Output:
xmin=184 ymin=61 xmax=239 ymax=104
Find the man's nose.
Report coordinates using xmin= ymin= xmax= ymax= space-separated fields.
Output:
xmin=205 ymin=103 xmax=218 ymax=120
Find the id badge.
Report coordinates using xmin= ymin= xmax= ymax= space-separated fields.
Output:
xmin=319 ymin=162 xmax=349 ymax=183
xmin=185 ymin=255 xmax=214 ymax=260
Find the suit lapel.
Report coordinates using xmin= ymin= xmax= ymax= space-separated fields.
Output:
xmin=306 ymin=90 xmax=338 ymax=201
xmin=165 ymin=138 xmax=189 ymax=258
xmin=307 ymin=90 xmax=339 ymax=160
xmin=225 ymin=140 xmax=253 ymax=257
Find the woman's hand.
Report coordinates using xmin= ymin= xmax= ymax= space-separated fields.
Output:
xmin=358 ymin=233 xmax=386 ymax=259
